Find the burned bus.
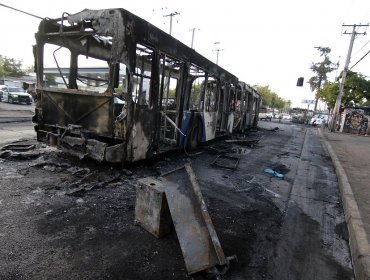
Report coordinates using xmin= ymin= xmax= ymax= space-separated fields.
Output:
xmin=33 ymin=8 xmax=260 ymax=163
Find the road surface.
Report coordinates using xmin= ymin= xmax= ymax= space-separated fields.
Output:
xmin=0 ymin=101 xmax=35 ymax=145
xmin=0 ymin=120 xmax=354 ymax=279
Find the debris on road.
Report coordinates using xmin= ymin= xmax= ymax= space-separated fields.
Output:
xmin=225 ymin=138 xmax=261 ymax=147
xmin=264 ymin=168 xmax=284 ymax=179
xmin=0 ymin=150 xmax=40 ymax=160
xmin=211 ymin=154 xmax=240 ymax=170
xmin=0 ymin=123 xmax=354 ymax=279
xmin=1 ymin=143 xmax=35 ymax=152
xmin=135 ymin=163 xmax=235 ymax=277
xmin=270 ymin=127 xmax=280 ymax=132
xmin=205 ymin=144 xmax=235 ymax=155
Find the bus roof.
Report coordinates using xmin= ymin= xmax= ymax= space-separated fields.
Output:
xmin=38 ymin=8 xmax=238 ymax=84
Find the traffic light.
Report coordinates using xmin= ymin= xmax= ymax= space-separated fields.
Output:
xmin=296 ymin=77 xmax=304 ymax=87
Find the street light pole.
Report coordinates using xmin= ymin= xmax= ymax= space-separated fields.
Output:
xmin=163 ymin=11 xmax=179 ymax=35
xmin=189 ymin=28 xmax=199 ymax=49
xmin=213 ymin=42 xmax=223 ymax=65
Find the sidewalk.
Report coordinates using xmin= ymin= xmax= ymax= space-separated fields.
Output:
xmin=320 ymin=128 xmax=370 ymax=280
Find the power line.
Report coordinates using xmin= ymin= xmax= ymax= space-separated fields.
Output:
xmin=0 ymin=3 xmax=43 ymax=20
xmin=352 ymin=38 xmax=370 ymax=57
xmin=350 ymin=49 xmax=370 ymax=69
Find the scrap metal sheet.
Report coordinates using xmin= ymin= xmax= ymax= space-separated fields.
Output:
xmin=161 ymin=165 xmax=226 ymax=274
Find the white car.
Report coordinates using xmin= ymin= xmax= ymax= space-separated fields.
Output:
xmin=0 ymin=86 xmax=32 ymax=105
xmin=310 ymin=114 xmax=329 ymax=126
xmin=258 ymin=107 xmax=273 ymax=121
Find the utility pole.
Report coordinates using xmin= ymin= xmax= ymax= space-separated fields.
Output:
xmin=329 ymin=24 xmax=368 ymax=132
xmin=313 ymin=75 xmax=322 ymax=112
xmin=189 ymin=28 xmax=199 ymax=49
xmin=213 ymin=42 xmax=223 ymax=65
xmin=163 ymin=11 xmax=179 ymax=35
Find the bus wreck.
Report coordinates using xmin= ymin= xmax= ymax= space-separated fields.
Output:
xmin=33 ymin=8 xmax=260 ymax=163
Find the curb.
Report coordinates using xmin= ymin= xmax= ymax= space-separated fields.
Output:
xmin=319 ymin=128 xmax=370 ymax=280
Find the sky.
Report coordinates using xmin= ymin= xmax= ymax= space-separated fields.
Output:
xmin=1 ymin=0 xmax=370 ymax=108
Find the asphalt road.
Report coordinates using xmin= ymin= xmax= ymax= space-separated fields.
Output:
xmin=0 ymin=101 xmax=35 ymax=145
xmin=0 ymin=122 xmax=35 ymax=146
xmin=0 ymin=120 xmax=354 ymax=279
xmin=0 ymin=99 xmax=35 ymax=113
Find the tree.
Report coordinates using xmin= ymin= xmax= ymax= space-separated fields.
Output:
xmin=24 ymin=65 xmax=35 ymax=74
xmin=319 ymin=71 xmax=370 ymax=109
xmin=45 ymin=73 xmax=57 ymax=86
xmin=285 ymin=100 xmax=292 ymax=111
xmin=308 ymin=47 xmax=337 ymax=111
xmin=317 ymin=82 xmax=339 ymax=110
xmin=0 ymin=55 xmax=26 ymax=77
xmin=257 ymin=85 xmax=274 ymax=107
xmin=256 ymin=85 xmax=287 ymax=110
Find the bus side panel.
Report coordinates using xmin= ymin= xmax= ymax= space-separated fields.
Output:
xmin=127 ymin=107 xmax=157 ymax=162
xmin=39 ymin=89 xmax=114 ymax=137
xmin=203 ymin=112 xmax=217 ymax=141
xmin=245 ymin=113 xmax=252 ymax=128
xmin=227 ymin=112 xmax=234 ymax=133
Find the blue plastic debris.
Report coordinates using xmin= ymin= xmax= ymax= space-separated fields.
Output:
xmin=264 ymin=168 xmax=284 ymax=179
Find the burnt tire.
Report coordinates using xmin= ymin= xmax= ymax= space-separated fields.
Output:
xmin=187 ymin=120 xmax=202 ymax=151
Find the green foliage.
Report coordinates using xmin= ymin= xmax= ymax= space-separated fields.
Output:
xmin=308 ymin=47 xmax=337 ymax=97
xmin=317 ymin=82 xmax=339 ymax=109
xmin=168 ymin=88 xmax=176 ymax=98
xmin=24 ymin=65 xmax=35 ymax=74
xmin=0 ymin=55 xmax=26 ymax=77
xmin=319 ymin=71 xmax=370 ymax=109
xmin=286 ymin=100 xmax=292 ymax=111
xmin=190 ymin=83 xmax=202 ymax=107
xmin=45 ymin=73 xmax=57 ymax=86
xmin=256 ymin=85 xmax=287 ymax=110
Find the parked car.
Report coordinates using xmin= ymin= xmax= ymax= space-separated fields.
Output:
xmin=0 ymin=86 xmax=32 ymax=105
xmin=259 ymin=107 xmax=273 ymax=121
xmin=310 ymin=114 xmax=329 ymax=126
xmin=281 ymin=114 xmax=291 ymax=120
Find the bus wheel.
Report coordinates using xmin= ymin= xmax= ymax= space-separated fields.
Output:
xmin=187 ymin=121 xmax=201 ymax=150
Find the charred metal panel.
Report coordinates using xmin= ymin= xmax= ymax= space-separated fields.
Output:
xmin=105 ymin=144 xmax=125 ymax=163
xmin=40 ymin=89 xmax=114 ymax=137
xmin=203 ymin=112 xmax=218 ymax=141
xmin=211 ymin=154 xmax=240 ymax=170
xmin=127 ymin=107 xmax=157 ymax=161
xmin=227 ymin=112 xmax=234 ymax=133
xmin=86 ymin=139 xmax=107 ymax=162
xmin=62 ymin=136 xmax=85 ymax=147
xmin=135 ymin=164 xmax=228 ymax=275
xmin=135 ymin=178 xmax=172 ymax=238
